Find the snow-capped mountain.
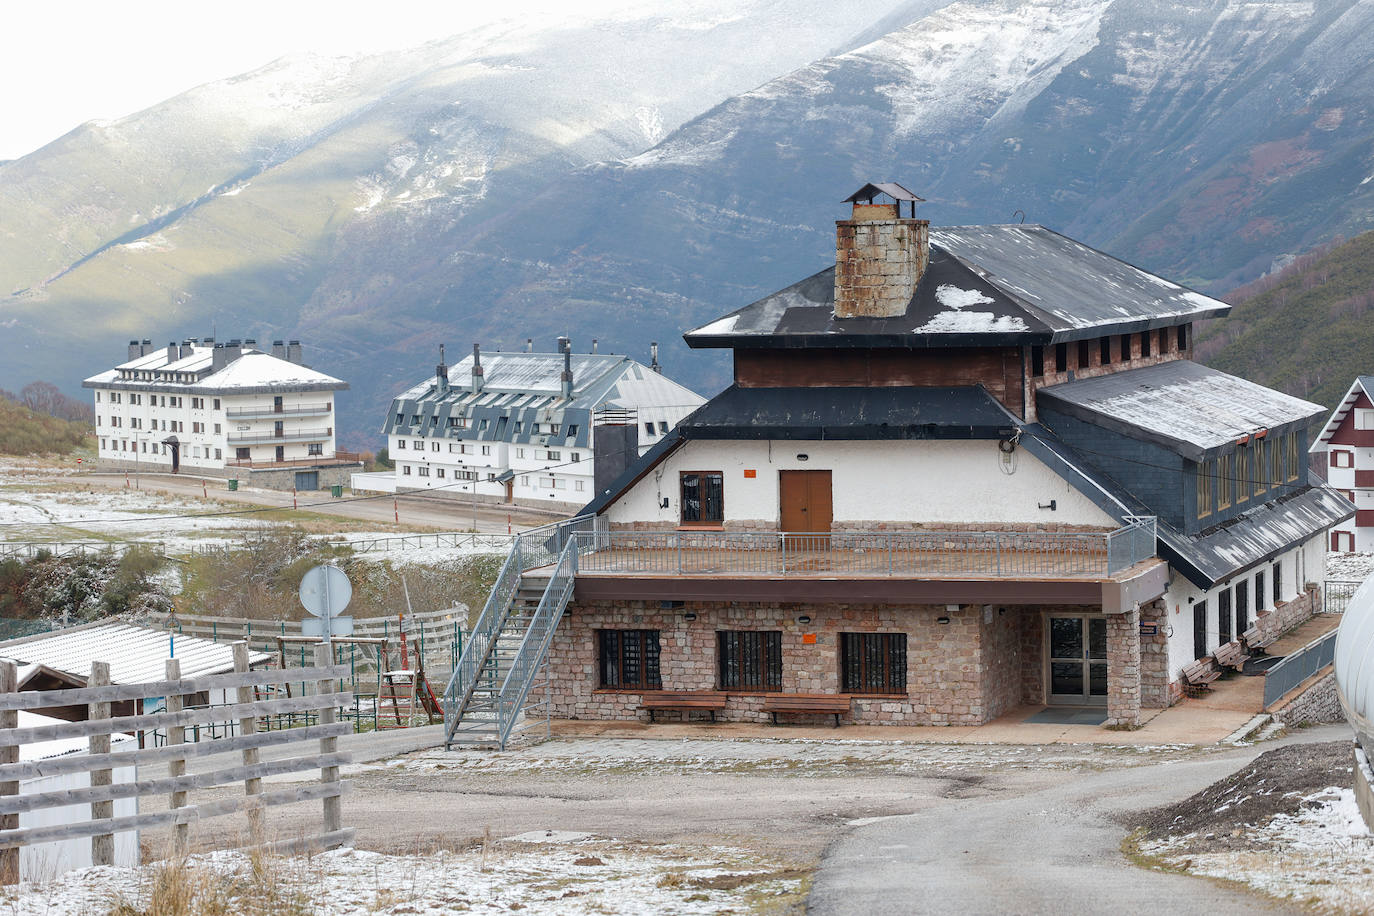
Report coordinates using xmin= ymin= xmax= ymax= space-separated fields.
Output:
xmin=2 ymin=0 xmax=1371 ymax=445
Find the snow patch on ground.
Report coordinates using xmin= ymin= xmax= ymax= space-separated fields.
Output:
xmin=0 ymin=841 xmax=802 ymax=915
xmin=1327 ymin=552 xmax=1374 ymax=582
xmin=1142 ymin=786 xmax=1374 ymax=911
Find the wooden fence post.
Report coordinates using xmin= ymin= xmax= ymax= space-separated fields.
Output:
xmin=1 ymin=660 xmax=18 ymax=885
xmin=165 ymin=658 xmax=187 ymax=857
xmin=233 ymin=643 xmax=264 ymax=846
xmin=314 ymin=644 xmax=342 ymax=838
xmin=88 ymin=660 xmax=113 ymax=867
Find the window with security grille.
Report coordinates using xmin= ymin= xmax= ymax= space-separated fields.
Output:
xmin=841 ymin=633 xmax=907 ymax=693
xmin=598 ymin=630 xmax=661 ymax=689
xmin=680 ymin=471 xmax=724 ymax=525
xmin=718 ymin=631 xmax=781 ymax=690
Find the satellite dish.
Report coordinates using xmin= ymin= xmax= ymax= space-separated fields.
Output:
xmin=299 ymin=565 xmax=354 ymax=641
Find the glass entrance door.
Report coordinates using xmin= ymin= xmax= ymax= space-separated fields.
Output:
xmin=1048 ymin=616 xmax=1108 ymax=706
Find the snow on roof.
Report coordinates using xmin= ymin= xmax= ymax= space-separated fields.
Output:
xmin=85 ymin=346 xmax=345 ymax=392
xmin=1038 ymin=360 xmax=1325 ymax=461
xmin=15 ymin=710 xmax=137 ymax=761
xmin=0 ymin=621 xmax=271 ymax=684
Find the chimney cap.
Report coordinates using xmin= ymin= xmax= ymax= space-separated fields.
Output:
xmin=843 ymin=182 xmax=923 ymax=204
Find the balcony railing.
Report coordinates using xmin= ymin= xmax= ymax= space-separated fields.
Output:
xmin=571 ymin=517 xmax=1156 ymax=580
xmin=225 ymin=403 xmax=332 ymax=419
xmin=225 ymin=450 xmax=361 ymax=469
xmin=226 ymin=427 xmax=332 ymax=446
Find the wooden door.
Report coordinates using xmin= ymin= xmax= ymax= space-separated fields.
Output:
xmin=779 ymin=470 xmax=833 ymax=532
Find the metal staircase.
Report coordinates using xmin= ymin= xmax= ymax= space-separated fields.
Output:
xmin=443 ymin=516 xmax=594 ymax=750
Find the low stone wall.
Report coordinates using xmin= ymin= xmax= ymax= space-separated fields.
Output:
xmin=1256 ymin=587 xmax=1319 ymax=643
xmin=245 ymin=464 xmax=359 ymax=491
xmin=1271 ymin=669 xmax=1344 ymax=726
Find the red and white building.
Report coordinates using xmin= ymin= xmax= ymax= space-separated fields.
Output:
xmin=1311 ymin=376 xmax=1374 ymax=552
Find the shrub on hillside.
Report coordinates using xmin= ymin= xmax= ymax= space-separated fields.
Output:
xmin=0 ymin=389 xmax=92 ymax=456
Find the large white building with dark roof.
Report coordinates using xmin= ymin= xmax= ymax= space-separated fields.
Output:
xmin=83 ymin=338 xmax=359 ymax=491
xmin=372 ymin=341 xmax=705 ymax=508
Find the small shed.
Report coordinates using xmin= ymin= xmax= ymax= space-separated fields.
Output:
xmin=17 ymin=710 xmax=139 ymax=881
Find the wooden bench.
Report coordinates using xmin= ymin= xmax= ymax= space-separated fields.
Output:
xmin=1180 ymin=659 xmax=1220 ymax=697
xmin=639 ymin=692 xmax=728 ymax=723
xmin=1241 ymin=625 xmax=1276 ymax=656
xmin=1213 ymin=640 xmax=1251 ymax=672
xmin=762 ymin=694 xmax=851 ymax=727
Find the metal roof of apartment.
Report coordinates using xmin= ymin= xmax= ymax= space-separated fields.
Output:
xmin=0 ymin=621 xmax=271 ymax=684
xmin=384 ymin=352 xmax=705 ymax=448
xmin=678 ymin=385 xmax=1021 ymax=441
xmin=83 ymin=347 xmax=345 ymax=394
xmin=685 ymin=225 xmax=1229 ymax=350
xmin=1037 ymin=360 xmax=1325 ymax=462
xmin=1311 ymin=375 xmax=1374 ymax=449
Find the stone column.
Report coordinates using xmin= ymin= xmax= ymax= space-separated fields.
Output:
xmin=1137 ymin=599 xmax=1171 ymax=709
xmin=1106 ymin=608 xmax=1141 ymax=727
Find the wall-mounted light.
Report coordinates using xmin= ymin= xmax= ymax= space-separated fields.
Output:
xmin=660 ymin=497 xmax=670 ymax=509
xmin=936 ymin=616 xmax=951 ymax=625
xmin=796 ymin=454 xmax=809 ymax=462
xmin=683 ymin=612 xmax=697 ymax=621
xmin=796 ymin=615 xmax=812 ymax=624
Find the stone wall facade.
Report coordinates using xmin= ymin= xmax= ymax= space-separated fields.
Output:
xmin=538 ymin=599 xmax=1142 ymax=727
xmin=833 ymin=217 xmax=930 ymax=319
xmin=1138 ymin=598 xmax=1171 ymax=710
xmin=1256 ymin=586 xmax=1320 ymax=642
xmin=1271 ymin=669 xmax=1344 ymax=726
xmin=1106 ymin=607 xmax=1141 ymax=727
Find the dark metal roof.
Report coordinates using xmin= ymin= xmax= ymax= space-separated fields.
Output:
xmin=678 ymin=385 xmax=1021 ymax=441
xmin=1037 ymin=360 xmax=1325 ymax=461
xmin=844 ymin=182 xmax=923 ymax=203
xmin=685 ymin=225 xmax=1230 ymax=350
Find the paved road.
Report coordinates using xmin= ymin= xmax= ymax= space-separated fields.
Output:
xmin=808 ymin=727 xmax=1350 ymax=915
xmin=78 ymin=471 xmax=560 ymax=534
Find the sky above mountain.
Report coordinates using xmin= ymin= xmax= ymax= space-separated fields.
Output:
xmin=3 ymin=0 xmax=848 ymax=160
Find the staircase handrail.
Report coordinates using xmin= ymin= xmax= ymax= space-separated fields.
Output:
xmin=493 ymin=533 xmax=581 ymax=747
xmin=442 ymin=514 xmax=593 ymax=745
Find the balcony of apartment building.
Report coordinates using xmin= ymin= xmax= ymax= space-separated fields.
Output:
xmin=560 ymin=517 xmax=1165 ymax=609
xmin=224 ymin=401 xmax=333 ymax=420
xmin=226 ymin=426 xmax=333 ymax=447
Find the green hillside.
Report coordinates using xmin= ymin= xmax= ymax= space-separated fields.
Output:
xmin=1198 ymin=230 xmax=1374 ymax=411
xmin=0 ymin=392 xmax=92 ymax=456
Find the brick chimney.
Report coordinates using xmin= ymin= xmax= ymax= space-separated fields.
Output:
xmin=834 ymin=182 xmax=928 ymax=319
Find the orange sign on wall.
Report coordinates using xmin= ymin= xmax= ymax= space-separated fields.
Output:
xmin=802 ymin=633 xmax=817 ymax=644
xmin=743 ymin=469 xmax=757 ymax=478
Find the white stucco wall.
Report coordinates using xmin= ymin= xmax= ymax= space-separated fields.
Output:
xmin=1162 ymin=531 xmax=1331 ymax=679
xmin=603 ymin=439 xmax=1119 ymax=528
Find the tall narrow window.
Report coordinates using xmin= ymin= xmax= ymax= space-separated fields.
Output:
xmin=1158 ymin=327 xmax=1170 ymax=354
xmin=1237 ymin=448 xmax=1251 ymax=501
xmin=1273 ymin=561 xmax=1282 ymax=604
xmin=1177 ymin=324 xmax=1189 ymax=351
xmin=1287 ymin=433 xmax=1300 ymax=481
xmin=1218 ymin=588 xmax=1233 ymax=644
xmin=841 ymin=633 xmax=907 ymax=693
xmin=1140 ymin=331 xmax=1152 ymax=357
xmin=1271 ymin=435 xmax=1283 ymax=491
xmin=1196 ymin=461 xmax=1213 ymax=519
xmin=718 ymin=631 xmax=782 ymax=690
xmin=1235 ymin=581 xmax=1250 ymax=634
xmin=1077 ymin=339 xmax=1091 ymax=370
xmin=1055 ymin=343 xmax=1068 ymax=373
xmin=1099 ymin=336 xmax=1112 ymax=365
xmin=1254 ymin=570 xmax=1267 ymax=612
xmin=598 ymin=630 xmax=662 ymax=689
xmin=1120 ymin=334 xmax=1133 ymax=361
xmin=680 ymin=472 xmax=724 ymax=526
xmin=1031 ymin=346 xmax=1045 ymax=376
xmin=1217 ymin=453 xmax=1233 ymax=509
xmin=1252 ymin=443 xmax=1265 ymax=498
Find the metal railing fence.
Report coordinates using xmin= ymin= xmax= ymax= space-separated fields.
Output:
xmin=1326 ymin=580 xmax=1364 ymax=614
xmin=1264 ymin=629 xmax=1338 ymax=707
xmin=573 ymin=517 xmax=1156 ymax=579
xmin=442 ymin=514 xmax=596 ymax=746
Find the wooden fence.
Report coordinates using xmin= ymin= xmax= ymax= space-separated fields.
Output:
xmin=0 ymin=643 xmax=352 ymax=884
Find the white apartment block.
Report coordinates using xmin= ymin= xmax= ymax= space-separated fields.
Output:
xmin=370 ymin=341 xmax=705 ymax=508
xmin=84 ymin=338 xmax=357 ymax=491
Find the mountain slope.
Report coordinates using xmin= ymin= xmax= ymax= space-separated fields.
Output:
xmin=5 ymin=0 xmax=1374 ymax=448
xmin=1199 ymin=229 xmax=1374 ymax=410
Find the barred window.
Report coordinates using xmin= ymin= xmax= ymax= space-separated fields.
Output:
xmin=718 ymin=631 xmax=781 ymax=690
xmin=681 ymin=471 xmax=724 ymax=525
xmin=598 ymin=630 xmax=661 ymax=690
xmin=841 ymin=633 xmax=907 ymax=694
